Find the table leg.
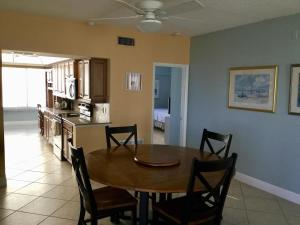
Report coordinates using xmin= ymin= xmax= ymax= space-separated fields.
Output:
xmin=139 ymin=192 xmax=149 ymax=225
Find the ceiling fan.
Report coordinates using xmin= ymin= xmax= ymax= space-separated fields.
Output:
xmin=88 ymin=0 xmax=205 ymax=32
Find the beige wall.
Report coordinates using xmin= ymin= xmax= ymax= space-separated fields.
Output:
xmin=0 ymin=11 xmax=190 ymax=181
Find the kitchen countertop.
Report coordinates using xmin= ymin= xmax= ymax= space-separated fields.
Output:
xmin=42 ymin=107 xmax=110 ymax=126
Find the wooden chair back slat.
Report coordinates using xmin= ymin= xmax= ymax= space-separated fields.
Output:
xmin=183 ymin=153 xmax=238 ymax=224
xmin=105 ymin=124 xmax=138 ymax=148
xmin=69 ymin=144 xmax=97 ymax=214
xmin=200 ymin=129 xmax=232 ymax=158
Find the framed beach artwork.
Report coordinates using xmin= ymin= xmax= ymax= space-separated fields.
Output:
xmin=125 ymin=72 xmax=142 ymax=91
xmin=228 ymin=65 xmax=278 ymax=112
xmin=289 ymin=64 xmax=300 ymax=114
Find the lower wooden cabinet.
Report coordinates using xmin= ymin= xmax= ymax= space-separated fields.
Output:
xmin=63 ymin=120 xmax=73 ymax=163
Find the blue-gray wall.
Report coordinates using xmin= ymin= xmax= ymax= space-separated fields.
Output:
xmin=188 ymin=14 xmax=300 ymax=194
xmin=155 ymin=67 xmax=171 ymax=108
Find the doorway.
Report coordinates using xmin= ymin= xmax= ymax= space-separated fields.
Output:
xmin=152 ymin=63 xmax=189 ymax=146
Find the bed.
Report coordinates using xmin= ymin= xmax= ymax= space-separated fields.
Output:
xmin=153 ymin=108 xmax=169 ymax=130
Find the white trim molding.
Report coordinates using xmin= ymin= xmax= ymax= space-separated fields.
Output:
xmin=151 ymin=62 xmax=189 ymax=147
xmin=235 ymin=172 xmax=300 ymax=205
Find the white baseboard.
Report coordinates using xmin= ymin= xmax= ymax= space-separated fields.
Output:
xmin=235 ymin=172 xmax=300 ymax=205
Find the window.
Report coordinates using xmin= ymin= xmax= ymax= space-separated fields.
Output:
xmin=2 ymin=67 xmax=46 ymax=108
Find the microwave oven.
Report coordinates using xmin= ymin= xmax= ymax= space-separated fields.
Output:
xmin=65 ymin=77 xmax=76 ymax=100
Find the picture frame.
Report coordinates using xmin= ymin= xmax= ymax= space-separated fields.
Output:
xmin=228 ymin=65 xmax=278 ymax=112
xmin=125 ymin=72 xmax=142 ymax=91
xmin=154 ymin=80 xmax=159 ymax=98
xmin=289 ymin=64 xmax=300 ymax=114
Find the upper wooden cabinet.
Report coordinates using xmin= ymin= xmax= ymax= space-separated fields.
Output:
xmin=51 ymin=60 xmax=78 ymax=98
xmin=78 ymin=58 xmax=108 ymax=103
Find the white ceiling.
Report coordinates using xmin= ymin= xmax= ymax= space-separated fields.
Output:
xmin=1 ymin=0 xmax=300 ymax=36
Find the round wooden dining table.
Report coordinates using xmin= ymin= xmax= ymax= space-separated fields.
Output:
xmin=85 ymin=144 xmax=221 ymax=225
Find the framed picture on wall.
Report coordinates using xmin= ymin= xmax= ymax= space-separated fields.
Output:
xmin=289 ymin=64 xmax=300 ymax=114
xmin=228 ymin=65 xmax=278 ymax=112
xmin=125 ymin=72 xmax=142 ymax=91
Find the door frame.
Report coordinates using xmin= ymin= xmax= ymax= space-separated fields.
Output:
xmin=151 ymin=62 xmax=189 ymax=146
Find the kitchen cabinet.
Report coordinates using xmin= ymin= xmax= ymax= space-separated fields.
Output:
xmin=51 ymin=60 xmax=78 ymax=98
xmin=63 ymin=120 xmax=73 ymax=163
xmin=78 ymin=58 xmax=108 ymax=103
xmin=43 ymin=111 xmax=53 ymax=144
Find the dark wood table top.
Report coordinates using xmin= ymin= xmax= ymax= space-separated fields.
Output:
xmin=86 ymin=144 xmax=222 ymax=193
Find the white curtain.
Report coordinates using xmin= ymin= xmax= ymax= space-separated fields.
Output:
xmin=2 ymin=67 xmax=46 ymax=108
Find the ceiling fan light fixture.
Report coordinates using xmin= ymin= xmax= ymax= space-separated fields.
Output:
xmin=138 ymin=19 xmax=162 ymax=32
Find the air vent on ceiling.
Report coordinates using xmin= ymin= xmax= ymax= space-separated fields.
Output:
xmin=118 ymin=37 xmax=135 ymax=46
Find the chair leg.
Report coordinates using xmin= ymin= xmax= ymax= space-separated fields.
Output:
xmin=90 ymin=217 xmax=97 ymax=225
xmin=132 ymin=208 xmax=137 ymax=225
xmin=78 ymin=200 xmax=86 ymax=225
xmin=152 ymin=210 xmax=158 ymax=225
xmin=159 ymin=193 xmax=166 ymax=202
xmin=151 ymin=193 xmax=157 ymax=205
xmin=134 ymin=191 xmax=138 ymax=198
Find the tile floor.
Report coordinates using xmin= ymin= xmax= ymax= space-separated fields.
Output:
xmin=0 ymin=123 xmax=299 ymax=225
xmin=153 ymin=128 xmax=165 ymax=145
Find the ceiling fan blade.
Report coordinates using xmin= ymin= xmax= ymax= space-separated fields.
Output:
xmin=89 ymin=15 xmax=142 ymax=21
xmin=114 ymin=0 xmax=145 ymax=15
xmin=168 ymin=16 xmax=203 ymax=22
xmin=163 ymin=0 xmax=205 ymax=16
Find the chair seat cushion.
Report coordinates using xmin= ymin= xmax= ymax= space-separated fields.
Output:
xmin=93 ymin=186 xmax=137 ymax=211
xmin=153 ymin=194 xmax=217 ymax=225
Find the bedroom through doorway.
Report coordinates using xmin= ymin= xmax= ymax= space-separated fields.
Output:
xmin=152 ymin=63 xmax=189 ymax=146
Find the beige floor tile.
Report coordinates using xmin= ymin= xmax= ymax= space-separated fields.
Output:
xmin=39 ymin=217 xmax=77 ymax=225
xmin=241 ymin=184 xmax=275 ymax=199
xmin=0 ymin=209 xmax=14 ymax=219
xmin=12 ymin=171 xmax=46 ymax=182
xmin=0 ymin=211 xmax=46 ymax=225
xmin=153 ymin=129 xmax=165 ymax=145
xmin=0 ymin=180 xmax=31 ymax=193
xmin=70 ymin=194 xmax=80 ymax=202
xmin=286 ymin=215 xmax=300 ymax=225
xmin=52 ymin=201 xmax=80 ymax=220
xmin=244 ymin=197 xmax=281 ymax=213
xmin=59 ymin=177 xmax=77 ymax=187
xmin=278 ymin=198 xmax=300 ymax=218
xmin=42 ymin=186 xmax=78 ymax=200
xmin=0 ymin=193 xmax=37 ymax=210
xmin=4 ymin=169 xmax=23 ymax=179
xmin=247 ymin=210 xmax=288 ymax=225
xmin=223 ymin=208 xmax=248 ymax=225
xmin=225 ymin=195 xmax=245 ymax=209
xmin=35 ymin=173 xmax=71 ymax=185
xmin=228 ymin=180 xmax=243 ymax=197
xmin=19 ymin=197 xmax=66 ymax=216
xmin=15 ymin=183 xmax=55 ymax=196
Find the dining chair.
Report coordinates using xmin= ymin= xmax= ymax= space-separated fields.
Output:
xmin=200 ymin=128 xmax=233 ymax=158
xmin=152 ymin=153 xmax=238 ymax=225
xmin=37 ymin=104 xmax=44 ymax=136
xmin=105 ymin=124 xmax=138 ymax=148
xmin=69 ymin=143 xmax=137 ymax=225
xmin=105 ymin=124 xmax=140 ymax=200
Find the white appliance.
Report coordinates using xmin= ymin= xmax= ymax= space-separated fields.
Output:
xmin=65 ymin=77 xmax=76 ymax=100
